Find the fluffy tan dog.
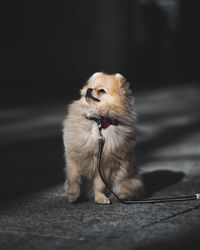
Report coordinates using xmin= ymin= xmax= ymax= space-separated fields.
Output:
xmin=63 ymin=72 xmax=143 ymax=204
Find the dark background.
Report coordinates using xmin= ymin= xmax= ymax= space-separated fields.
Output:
xmin=1 ymin=0 xmax=200 ymax=198
xmin=0 ymin=2 xmax=200 ymax=249
xmin=1 ymin=0 xmax=200 ymax=107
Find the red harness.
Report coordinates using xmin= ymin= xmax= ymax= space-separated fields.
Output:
xmin=87 ymin=116 xmax=118 ymax=129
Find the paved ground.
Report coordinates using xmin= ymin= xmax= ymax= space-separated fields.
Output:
xmin=0 ymin=85 xmax=200 ymax=250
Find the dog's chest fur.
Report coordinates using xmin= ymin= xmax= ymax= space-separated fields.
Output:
xmin=89 ymin=121 xmax=125 ymax=153
xmin=77 ymin=121 xmax=123 ymax=178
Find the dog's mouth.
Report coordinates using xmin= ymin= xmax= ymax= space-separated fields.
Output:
xmin=85 ymin=93 xmax=100 ymax=102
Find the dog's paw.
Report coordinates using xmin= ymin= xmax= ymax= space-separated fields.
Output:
xmin=68 ymin=192 xmax=80 ymax=203
xmin=118 ymin=193 xmax=133 ymax=201
xmin=95 ymin=196 xmax=110 ymax=205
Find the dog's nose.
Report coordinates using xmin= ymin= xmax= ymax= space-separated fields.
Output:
xmin=85 ymin=88 xmax=100 ymax=102
xmin=86 ymin=88 xmax=93 ymax=95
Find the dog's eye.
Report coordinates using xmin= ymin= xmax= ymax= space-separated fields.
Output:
xmin=98 ymin=89 xmax=106 ymax=94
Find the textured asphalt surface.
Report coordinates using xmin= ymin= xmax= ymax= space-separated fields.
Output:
xmin=0 ymin=85 xmax=200 ymax=250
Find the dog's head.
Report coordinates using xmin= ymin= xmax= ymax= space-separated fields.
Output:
xmin=81 ymin=72 xmax=132 ymax=112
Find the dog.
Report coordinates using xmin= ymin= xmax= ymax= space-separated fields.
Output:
xmin=63 ymin=72 xmax=143 ymax=204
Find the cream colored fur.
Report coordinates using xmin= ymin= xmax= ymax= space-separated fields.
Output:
xmin=63 ymin=72 xmax=143 ymax=204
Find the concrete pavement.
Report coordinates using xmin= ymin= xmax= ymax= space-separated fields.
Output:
xmin=0 ymin=85 xmax=200 ymax=249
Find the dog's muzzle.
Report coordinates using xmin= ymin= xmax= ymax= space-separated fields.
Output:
xmin=86 ymin=88 xmax=100 ymax=102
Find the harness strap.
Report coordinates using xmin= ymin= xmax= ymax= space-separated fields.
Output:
xmin=88 ymin=116 xmax=118 ymax=129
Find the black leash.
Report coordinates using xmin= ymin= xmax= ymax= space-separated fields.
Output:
xmin=97 ymin=123 xmax=200 ymax=204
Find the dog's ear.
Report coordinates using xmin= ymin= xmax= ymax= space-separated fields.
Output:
xmin=115 ymin=73 xmax=130 ymax=89
xmin=91 ymin=72 xmax=103 ymax=78
xmin=115 ymin=73 xmax=124 ymax=81
xmin=89 ymin=72 xmax=103 ymax=81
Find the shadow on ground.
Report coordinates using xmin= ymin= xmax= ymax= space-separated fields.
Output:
xmin=142 ymin=170 xmax=185 ymax=197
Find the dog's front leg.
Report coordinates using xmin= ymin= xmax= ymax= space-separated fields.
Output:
xmin=65 ymin=157 xmax=81 ymax=202
xmin=93 ymin=173 xmax=110 ymax=204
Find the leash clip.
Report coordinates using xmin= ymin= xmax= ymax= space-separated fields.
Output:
xmin=97 ymin=119 xmax=102 ymax=130
xmin=96 ymin=119 xmax=105 ymax=144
